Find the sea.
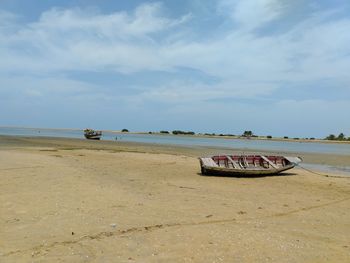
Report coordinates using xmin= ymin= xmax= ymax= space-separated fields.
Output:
xmin=1 ymin=126 xmax=350 ymax=175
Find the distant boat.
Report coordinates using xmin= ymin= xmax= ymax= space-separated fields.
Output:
xmin=199 ymin=155 xmax=302 ymax=176
xmin=84 ymin=129 xmax=102 ymax=140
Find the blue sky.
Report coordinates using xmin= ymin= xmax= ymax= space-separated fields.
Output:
xmin=0 ymin=0 xmax=349 ymax=137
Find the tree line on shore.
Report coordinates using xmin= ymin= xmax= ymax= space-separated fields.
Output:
xmin=157 ymin=130 xmax=195 ymax=135
xmin=155 ymin=130 xmax=316 ymax=140
xmin=122 ymin=129 xmax=349 ymax=141
xmin=325 ymin=133 xmax=350 ymax=141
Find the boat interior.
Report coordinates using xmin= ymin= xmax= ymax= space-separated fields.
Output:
xmin=210 ymin=155 xmax=292 ymax=170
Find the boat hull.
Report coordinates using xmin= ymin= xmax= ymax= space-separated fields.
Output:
xmin=84 ymin=135 xmax=101 ymax=140
xmin=199 ymin=155 xmax=301 ymax=177
xmin=200 ymin=164 xmax=295 ymax=176
xmin=84 ymin=129 xmax=102 ymax=140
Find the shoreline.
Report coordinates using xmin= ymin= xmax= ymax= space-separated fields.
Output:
xmin=1 ymin=135 xmax=350 ymax=170
xmin=1 ymin=125 xmax=349 ymax=145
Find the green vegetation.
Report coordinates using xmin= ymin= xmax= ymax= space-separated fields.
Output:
xmin=172 ymin=130 xmax=195 ymax=135
xmin=326 ymin=134 xmax=336 ymax=140
xmin=242 ymin=130 xmax=253 ymax=137
xmin=121 ymin=129 xmax=129 ymax=132
xmin=142 ymin=129 xmax=340 ymax=142
xmin=338 ymin=133 xmax=345 ymax=140
xmin=325 ymin=133 xmax=348 ymax=141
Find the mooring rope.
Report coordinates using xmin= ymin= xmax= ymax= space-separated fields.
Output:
xmin=296 ymin=164 xmax=350 ymax=179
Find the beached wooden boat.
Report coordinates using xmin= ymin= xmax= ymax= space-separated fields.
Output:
xmin=84 ymin=129 xmax=102 ymax=140
xmin=199 ymin=155 xmax=302 ymax=176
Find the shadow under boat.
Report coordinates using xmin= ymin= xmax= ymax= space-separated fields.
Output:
xmin=197 ymin=172 xmax=297 ymax=178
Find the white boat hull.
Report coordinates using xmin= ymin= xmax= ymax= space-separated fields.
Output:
xmin=199 ymin=155 xmax=301 ymax=177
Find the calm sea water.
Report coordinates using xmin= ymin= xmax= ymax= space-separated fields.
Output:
xmin=1 ymin=126 xmax=350 ymax=155
xmin=1 ymin=126 xmax=350 ymax=175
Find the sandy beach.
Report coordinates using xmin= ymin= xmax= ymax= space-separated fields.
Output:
xmin=1 ymin=136 xmax=350 ymax=262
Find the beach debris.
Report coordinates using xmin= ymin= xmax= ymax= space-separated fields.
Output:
xmin=110 ymin=223 xmax=117 ymax=228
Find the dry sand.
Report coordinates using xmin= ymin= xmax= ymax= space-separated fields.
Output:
xmin=1 ymin=136 xmax=350 ymax=262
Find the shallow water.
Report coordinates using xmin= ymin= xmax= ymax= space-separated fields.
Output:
xmin=1 ymin=127 xmax=350 ymax=156
xmin=1 ymin=126 xmax=350 ymax=176
xmin=297 ymin=163 xmax=350 ymax=176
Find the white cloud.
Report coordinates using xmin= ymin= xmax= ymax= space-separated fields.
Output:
xmin=134 ymin=79 xmax=276 ymax=105
xmin=36 ymin=2 xmax=190 ymax=37
xmin=1 ymin=1 xmax=349 ymax=85
xmin=0 ymin=1 xmax=350 ymax=134
xmin=0 ymin=3 xmax=191 ymax=73
xmin=218 ymin=0 xmax=283 ymax=30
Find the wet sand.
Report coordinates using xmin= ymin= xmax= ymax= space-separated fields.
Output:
xmin=1 ymin=136 xmax=350 ymax=262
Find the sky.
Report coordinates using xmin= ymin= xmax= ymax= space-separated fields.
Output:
xmin=0 ymin=0 xmax=349 ymax=138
